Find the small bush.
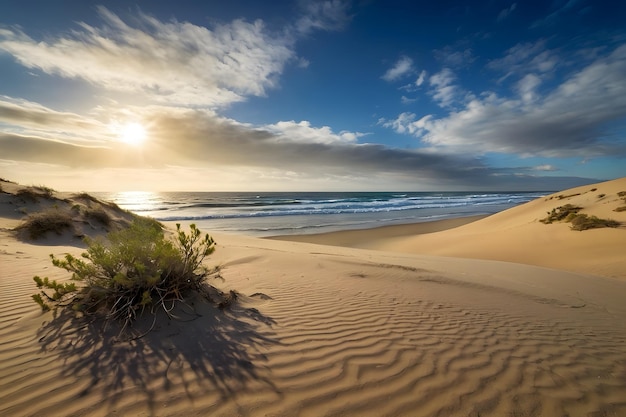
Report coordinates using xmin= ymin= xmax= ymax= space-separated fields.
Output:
xmin=614 ymin=206 xmax=626 ymax=212
xmin=569 ymin=214 xmax=620 ymax=231
xmin=618 ymin=191 xmax=626 ymax=198
xmin=16 ymin=209 xmax=74 ymax=239
xmin=597 ymin=194 xmax=605 ymax=199
xmin=540 ymin=204 xmax=582 ymax=224
xmin=32 ymin=219 xmax=219 ymax=333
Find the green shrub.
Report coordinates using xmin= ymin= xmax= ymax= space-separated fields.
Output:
xmin=16 ymin=208 xmax=74 ymax=239
xmin=540 ymin=204 xmax=582 ymax=224
xmin=32 ymin=219 xmax=218 ymax=332
xmin=569 ymin=214 xmax=620 ymax=231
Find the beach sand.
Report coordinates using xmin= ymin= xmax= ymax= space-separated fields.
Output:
xmin=1 ymin=178 xmax=626 ymax=416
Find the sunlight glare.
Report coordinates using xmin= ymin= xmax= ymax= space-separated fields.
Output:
xmin=119 ymin=122 xmax=147 ymax=146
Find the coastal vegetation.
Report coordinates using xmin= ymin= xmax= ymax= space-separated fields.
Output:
xmin=16 ymin=208 xmax=75 ymax=239
xmin=615 ymin=191 xmax=626 ymax=212
xmin=569 ymin=214 xmax=620 ymax=231
xmin=32 ymin=219 xmax=221 ymax=335
xmin=541 ymin=204 xmax=620 ymax=231
xmin=540 ymin=204 xmax=582 ymax=223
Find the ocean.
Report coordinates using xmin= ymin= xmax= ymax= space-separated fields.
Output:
xmin=95 ymin=191 xmax=548 ymax=237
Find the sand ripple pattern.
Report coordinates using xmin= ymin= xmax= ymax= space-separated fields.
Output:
xmin=246 ymin=268 xmax=626 ymax=417
xmin=1 ymin=252 xmax=625 ymax=416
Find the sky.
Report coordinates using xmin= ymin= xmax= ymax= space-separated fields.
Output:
xmin=1 ymin=0 xmax=625 ymax=191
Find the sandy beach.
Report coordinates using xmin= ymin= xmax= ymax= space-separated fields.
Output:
xmin=1 ymin=178 xmax=626 ymax=416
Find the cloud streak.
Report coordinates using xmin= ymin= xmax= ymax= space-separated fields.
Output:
xmin=382 ymin=56 xmax=414 ymax=82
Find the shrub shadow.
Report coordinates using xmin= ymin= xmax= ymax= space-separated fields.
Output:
xmin=36 ymin=296 xmax=279 ymax=415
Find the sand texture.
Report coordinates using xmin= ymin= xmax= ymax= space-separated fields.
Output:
xmin=1 ymin=178 xmax=626 ymax=416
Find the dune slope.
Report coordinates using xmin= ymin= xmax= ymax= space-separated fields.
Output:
xmin=275 ymin=177 xmax=626 ymax=280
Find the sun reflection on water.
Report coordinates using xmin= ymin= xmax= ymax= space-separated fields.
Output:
xmin=109 ymin=191 xmax=161 ymax=213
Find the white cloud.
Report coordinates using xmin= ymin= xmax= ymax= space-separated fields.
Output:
xmin=385 ymin=44 xmax=626 ymax=158
xmin=261 ymin=120 xmax=364 ymax=144
xmin=381 ymin=112 xmax=432 ymax=137
xmin=415 ymin=70 xmax=427 ymax=87
xmin=0 ymin=7 xmax=295 ymax=107
xmin=382 ymin=56 xmax=414 ymax=82
xmin=516 ymin=74 xmax=542 ymax=103
xmin=534 ymin=164 xmax=557 ymax=171
xmin=428 ymin=68 xmax=459 ymax=108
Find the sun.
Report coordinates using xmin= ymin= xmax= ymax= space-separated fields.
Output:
xmin=119 ymin=122 xmax=147 ymax=146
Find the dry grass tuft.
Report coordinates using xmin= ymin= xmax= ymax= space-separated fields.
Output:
xmin=569 ymin=214 xmax=620 ymax=231
xmin=15 ymin=208 xmax=75 ymax=239
xmin=540 ymin=204 xmax=582 ymax=224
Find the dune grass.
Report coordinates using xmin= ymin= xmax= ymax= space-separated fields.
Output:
xmin=541 ymin=204 xmax=621 ymax=231
xmin=569 ymin=214 xmax=620 ymax=231
xmin=84 ymin=207 xmax=112 ymax=226
xmin=540 ymin=204 xmax=582 ymax=224
xmin=15 ymin=208 xmax=75 ymax=239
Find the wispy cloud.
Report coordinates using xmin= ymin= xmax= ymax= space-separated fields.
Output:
xmin=415 ymin=70 xmax=427 ymax=87
xmin=497 ymin=3 xmax=517 ymax=22
xmin=0 ymin=7 xmax=296 ymax=107
xmin=487 ymin=40 xmax=557 ymax=82
xmin=382 ymin=56 xmax=415 ymax=82
xmin=0 ymin=96 xmax=110 ymax=144
xmin=516 ymin=74 xmax=542 ymax=103
xmin=428 ymin=68 xmax=459 ymax=108
xmin=531 ymin=0 xmax=586 ymax=28
xmin=295 ymin=0 xmax=353 ymax=34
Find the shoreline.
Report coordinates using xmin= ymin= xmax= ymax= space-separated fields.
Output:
xmin=265 ymin=214 xmax=487 ymax=248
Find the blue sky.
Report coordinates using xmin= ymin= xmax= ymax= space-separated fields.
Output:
xmin=1 ymin=0 xmax=625 ymax=191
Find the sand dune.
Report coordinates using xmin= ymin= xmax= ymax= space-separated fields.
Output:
xmin=1 ymin=179 xmax=626 ymax=416
xmin=275 ymin=177 xmax=626 ymax=280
